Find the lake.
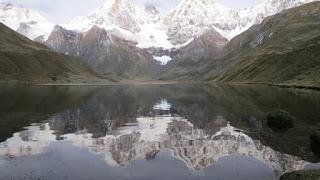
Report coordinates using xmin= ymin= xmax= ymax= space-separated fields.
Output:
xmin=0 ymin=83 xmax=319 ymax=180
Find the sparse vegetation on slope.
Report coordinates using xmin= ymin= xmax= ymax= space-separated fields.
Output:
xmin=0 ymin=23 xmax=108 ymax=83
xmin=172 ymin=2 xmax=320 ymax=88
xmin=280 ymin=169 xmax=320 ymax=180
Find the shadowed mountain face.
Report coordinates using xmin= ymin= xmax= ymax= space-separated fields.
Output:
xmin=0 ymin=84 xmax=320 ymax=179
xmin=161 ymin=28 xmax=228 ymax=79
xmin=0 ymin=23 xmax=104 ymax=83
xmin=46 ymin=25 xmax=163 ymax=80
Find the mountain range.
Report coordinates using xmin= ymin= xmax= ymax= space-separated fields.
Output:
xmin=2 ymin=0 xmax=316 ymax=48
xmin=0 ymin=0 xmax=319 ymax=86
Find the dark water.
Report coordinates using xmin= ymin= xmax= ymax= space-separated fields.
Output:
xmin=0 ymin=84 xmax=320 ymax=180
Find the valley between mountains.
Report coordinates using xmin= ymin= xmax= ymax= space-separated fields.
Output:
xmin=0 ymin=0 xmax=319 ymax=88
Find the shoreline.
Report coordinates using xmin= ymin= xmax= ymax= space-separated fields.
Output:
xmin=37 ymin=80 xmax=195 ymax=86
xmin=221 ymin=81 xmax=320 ymax=91
xmin=0 ymin=80 xmax=196 ymax=86
xmin=1 ymin=80 xmax=319 ymax=91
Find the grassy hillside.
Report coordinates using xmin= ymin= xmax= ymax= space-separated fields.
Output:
xmin=191 ymin=2 xmax=320 ymax=88
xmin=0 ymin=23 xmax=108 ymax=83
xmin=280 ymin=169 xmax=320 ymax=180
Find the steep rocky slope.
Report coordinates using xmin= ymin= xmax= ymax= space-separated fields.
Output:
xmin=199 ymin=2 xmax=320 ymax=88
xmin=161 ymin=28 xmax=228 ymax=79
xmin=46 ymin=25 xmax=162 ymax=80
xmin=0 ymin=23 xmax=105 ymax=83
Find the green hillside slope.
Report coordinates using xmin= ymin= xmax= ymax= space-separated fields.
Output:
xmin=0 ymin=23 xmax=107 ymax=83
xmin=198 ymin=2 xmax=320 ymax=88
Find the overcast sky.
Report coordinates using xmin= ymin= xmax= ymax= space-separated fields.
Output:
xmin=0 ymin=0 xmax=264 ymax=23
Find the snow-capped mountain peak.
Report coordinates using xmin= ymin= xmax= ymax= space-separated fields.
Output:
xmin=164 ymin=0 xmax=231 ymax=44
xmin=105 ymin=0 xmax=137 ymax=18
xmin=63 ymin=0 xmax=320 ymax=49
xmin=65 ymin=0 xmax=176 ymax=49
xmin=0 ymin=2 xmax=54 ymax=40
xmin=66 ymin=0 xmax=154 ymax=32
xmin=1 ymin=0 xmax=318 ymax=49
xmin=164 ymin=0 xmax=319 ymax=42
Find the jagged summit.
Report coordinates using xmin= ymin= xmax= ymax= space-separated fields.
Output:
xmin=164 ymin=0 xmax=230 ymax=44
xmin=63 ymin=0 xmax=172 ymax=49
xmin=66 ymin=0 xmax=155 ymax=32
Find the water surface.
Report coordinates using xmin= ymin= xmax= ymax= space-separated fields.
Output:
xmin=0 ymin=84 xmax=319 ymax=180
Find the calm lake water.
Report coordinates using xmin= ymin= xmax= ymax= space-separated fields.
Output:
xmin=0 ymin=84 xmax=320 ymax=180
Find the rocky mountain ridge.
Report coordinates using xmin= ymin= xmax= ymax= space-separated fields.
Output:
xmin=1 ymin=0 xmax=317 ymax=49
xmin=46 ymin=25 xmax=163 ymax=79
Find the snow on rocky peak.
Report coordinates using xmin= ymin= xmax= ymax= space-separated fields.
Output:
xmin=0 ymin=3 xmax=54 ymax=40
xmin=164 ymin=0 xmax=231 ymax=44
xmin=163 ymin=0 xmax=319 ymax=42
xmin=63 ymin=0 xmax=319 ymax=50
xmin=65 ymin=0 xmax=176 ymax=49
xmin=1 ymin=0 xmax=317 ymax=49
xmin=66 ymin=0 xmax=146 ymax=32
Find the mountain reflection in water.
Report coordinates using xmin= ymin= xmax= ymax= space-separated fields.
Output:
xmin=0 ymin=84 xmax=319 ymax=180
xmin=0 ymin=100 xmax=309 ymax=176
